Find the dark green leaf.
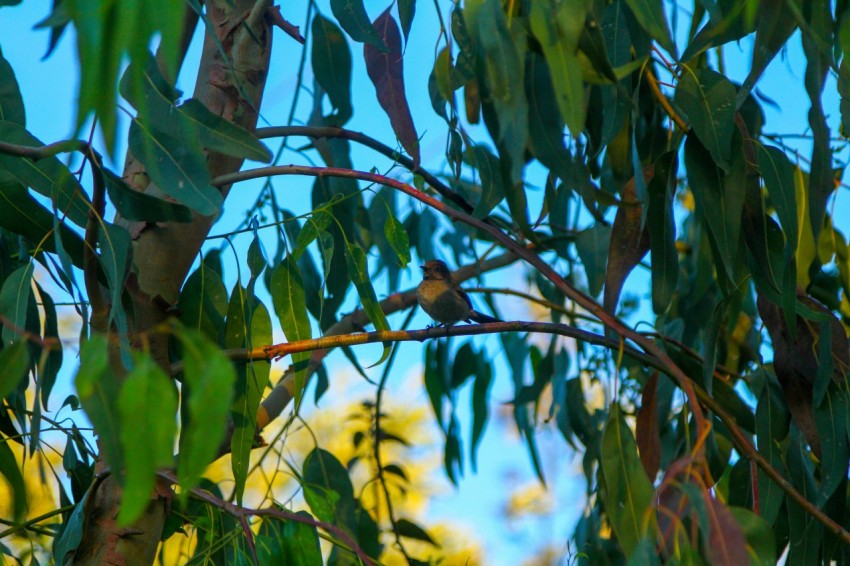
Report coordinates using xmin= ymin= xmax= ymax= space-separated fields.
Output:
xmin=728 ymin=507 xmax=776 ymax=566
xmin=229 ymin=296 xmax=272 ymax=503
xmin=178 ymin=99 xmax=272 ymax=163
xmin=624 ymin=0 xmax=676 ymax=55
xmin=684 ymin=133 xmax=746 ymax=282
xmin=116 ymin=354 xmax=178 ymax=526
xmin=0 ymin=340 xmax=29 ymax=401
xmin=344 ymin=243 xmax=391 ymax=365
xmin=575 ymin=223 xmax=612 ymax=297
xmin=270 ymin=256 xmax=312 ymax=407
xmin=675 ymin=69 xmax=736 ymax=172
xmin=0 ymin=263 xmax=33 ymax=345
xmin=303 ymin=448 xmax=357 ymax=530
xmin=330 ymin=0 xmax=387 ymax=50
xmin=383 ymin=212 xmax=410 ymax=268
xmin=176 ymin=326 xmax=237 ymax=500
xmin=814 ymin=383 xmax=849 ymax=502
xmin=312 ymin=15 xmax=353 ymax=124
xmin=470 ymin=356 xmax=492 ymax=471
xmin=398 ymin=0 xmax=415 ymax=42
xmin=128 ymin=120 xmax=221 ymax=216
xmin=529 ymin=0 xmax=586 ymax=136
xmin=468 ymin=145 xmax=505 ymax=218
xmin=737 ymin=0 xmax=796 ymax=105
xmin=104 ymin=168 xmax=192 ymax=221
xmin=0 ymin=47 xmax=25 ymax=126
xmin=600 ymin=403 xmax=655 ymax=556
xmin=179 ymin=263 xmax=228 ymax=341
xmin=75 ymin=335 xmax=123 ymax=472
xmin=647 ymin=154 xmax=678 ymax=313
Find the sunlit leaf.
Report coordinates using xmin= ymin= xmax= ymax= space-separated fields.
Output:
xmin=270 ymin=256 xmax=312 ymax=407
xmin=116 ymin=354 xmax=177 ymax=526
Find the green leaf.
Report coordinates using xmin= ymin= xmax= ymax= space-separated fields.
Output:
xmin=529 ymin=0 xmax=586 ymax=136
xmin=758 ymin=145 xmax=798 ymax=252
xmin=75 ymin=334 xmax=123 ymax=473
xmin=0 ymin=173 xmax=86 ymax=269
xmin=601 ymin=403 xmax=655 ymax=556
xmin=330 ymin=0 xmax=387 ymax=50
xmin=229 ymin=296 xmax=272 ymax=504
xmin=398 ymin=0 xmax=416 ymax=42
xmin=754 ymin=373 xmax=787 ymax=527
xmin=180 ymin=99 xmax=272 ymax=162
xmin=128 ymin=120 xmax=221 ymax=216
xmin=97 ymin=222 xmax=132 ymax=337
xmin=0 ymin=340 xmax=30 ymax=401
xmin=0 ymin=47 xmax=25 ymax=126
xmin=0 ymin=121 xmax=91 ymax=228
xmin=303 ymin=448 xmax=357 ymax=530
xmin=814 ymin=383 xmax=849 ymax=502
xmin=270 ymin=256 xmax=312 ymax=408
xmin=65 ymin=0 xmax=184 ymax=152
xmin=468 ymin=145 xmax=505 ymax=218
xmin=624 ymin=0 xmax=675 ymax=55
xmin=0 ymin=439 xmax=26 ymax=521
xmin=176 ymin=326 xmax=237 ymax=500
xmin=344 ymin=243 xmax=391 ymax=365
xmin=103 ymin=168 xmax=192 ymax=221
xmin=647 ymin=154 xmax=678 ymax=313
xmin=0 ymin=263 xmax=33 ymax=346
xmin=675 ymin=68 xmax=736 ymax=172
xmin=684 ymin=133 xmax=746 ymax=282
xmin=312 ymin=15 xmax=353 ymax=125
xmin=470 ymin=357 xmax=492 ymax=472
xmin=36 ymin=284 xmax=62 ymax=408
xmin=294 ymin=211 xmax=333 ymax=260
xmin=737 ymin=0 xmax=796 ymax=106
xmin=575 ymin=223 xmax=612 ymax=297
xmin=383 ymin=212 xmax=410 ymax=268
xmin=116 ymin=354 xmax=178 ymax=526
xmin=178 ymin=263 xmax=228 ymax=341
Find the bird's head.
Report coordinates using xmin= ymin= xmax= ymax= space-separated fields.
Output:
xmin=420 ymin=259 xmax=451 ymax=281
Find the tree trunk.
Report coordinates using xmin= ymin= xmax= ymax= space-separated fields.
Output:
xmin=73 ymin=2 xmax=273 ymax=563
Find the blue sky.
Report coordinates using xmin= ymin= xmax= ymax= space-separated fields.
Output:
xmin=1 ymin=1 xmax=847 ymax=564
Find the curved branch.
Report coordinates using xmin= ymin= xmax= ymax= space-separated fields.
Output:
xmin=211 ymin=164 xmax=710 ymax=442
xmin=256 ymin=125 xmax=475 ymax=214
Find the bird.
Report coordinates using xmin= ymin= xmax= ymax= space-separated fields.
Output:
xmin=417 ymin=259 xmax=501 ymax=326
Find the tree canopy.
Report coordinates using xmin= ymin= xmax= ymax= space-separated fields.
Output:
xmin=1 ymin=0 xmax=850 ymax=564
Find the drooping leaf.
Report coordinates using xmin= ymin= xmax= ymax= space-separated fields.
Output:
xmin=470 ymin=356 xmax=492 ymax=472
xmin=364 ymin=9 xmax=420 ymax=168
xmin=395 ymin=518 xmax=439 ymax=547
xmin=303 ymin=448 xmax=357 ymax=530
xmin=330 ymin=0 xmax=386 ymax=50
xmin=528 ymin=0 xmax=587 ymax=136
xmin=0 ymin=340 xmax=30 ymax=402
xmin=102 ymin=169 xmax=192 ymax=223
xmin=116 ymin=354 xmax=178 ymax=526
xmin=601 ymin=404 xmax=655 ymax=556
xmin=398 ymin=0 xmax=415 ymax=42
xmin=0 ymin=439 xmax=27 ymax=521
xmin=468 ymin=145 xmax=505 ymax=218
xmin=814 ymin=383 xmax=849 ymax=502
xmin=646 ymin=153 xmax=678 ymax=313
xmin=675 ymin=69 xmax=737 ymax=172
xmin=635 ymin=372 xmax=661 ymax=480
xmin=0 ymin=263 xmax=33 ymax=346
xmin=75 ymin=334 xmax=123 ymax=472
xmin=344 ymin=243 xmax=391 ymax=365
xmin=228 ymin=293 xmax=272 ymax=503
xmin=684 ymin=133 xmax=746 ymax=282
xmin=383 ymin=212 xmax=410 ymax=268
xmin=311 ymin=15 xmax=353 ymax=125
xmin=0 ymin=47 xmax=25 ymax=126
xmin=603 ymin=168 xmax=653 ymax=314
xmin=736 ymin=0 xmax=797 ymax=106
xmin=575 ymin=222 xmax=612 ymax=297
xmin=270 ymin=256 xmax=312 ymax=407
xmin=178 ymin=99 xmax=272 ymax=163
xmin=624 ymin=0 xmax=676 ymax=55
xmin=179 ymin=262 xmax=228 ymax=341
xmin=176 ymin=326 xmax=237 ymax=500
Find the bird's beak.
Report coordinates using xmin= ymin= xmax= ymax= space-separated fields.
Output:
xmin=419 ymin=265 xmax=425 ymax=270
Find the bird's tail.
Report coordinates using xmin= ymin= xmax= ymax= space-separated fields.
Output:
xmin=469 ymin=310 xmax=502 ymax=324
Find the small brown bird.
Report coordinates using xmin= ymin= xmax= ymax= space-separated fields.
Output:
xmin=417 ymin=259 xmax=501 ymax=326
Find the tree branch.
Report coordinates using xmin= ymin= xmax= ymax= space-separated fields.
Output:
xmin=212 ymin=165 xmax=711 ymax=445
